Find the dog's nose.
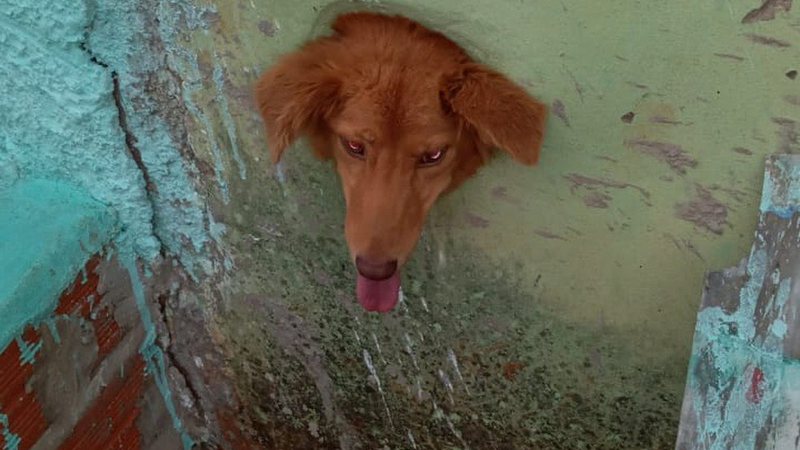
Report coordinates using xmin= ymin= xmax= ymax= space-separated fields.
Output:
xmin=355 ymin=256 xmax=398 ymax=281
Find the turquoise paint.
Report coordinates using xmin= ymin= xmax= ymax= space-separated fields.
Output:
xmin=0 ymin=4 xmax=159 ymax=261
xmin=0 ymin=180 xmax=118 ymax=350
xmin=88 ymin=0 xmax=224 ymax=277
xmin=1 ymin=1 xmax=218 ymax=443
xmin=95 ymin=0 xmax=236 ymax=208
xmin=43 ymin=318 xmax=61 ymax=345
xmin=121 ymin=251 xmax=194 ymax=450
xmin=2 ymin=0 xmax=225 ymax=279
xmin=14 ymin=336 xmax=41 ymax=366
xmin=759 ymin=157 xmax=800 ymax=219
xmin=0 ymin=412 xmax=21 ymax=450
xmin=684 ymin=157 xmax=800 ymax=448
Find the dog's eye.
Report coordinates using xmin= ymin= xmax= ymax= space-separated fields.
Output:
xmin=418 ymin=148 xmax=447 ymax=166
xmin=340 ymin=138 xmax=366 ymax=159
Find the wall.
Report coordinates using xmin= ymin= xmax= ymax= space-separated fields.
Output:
xmin=1 ymin=0 xmax=798 ymax=449
xmin=212 ymin=1 xmax=798 ymax=448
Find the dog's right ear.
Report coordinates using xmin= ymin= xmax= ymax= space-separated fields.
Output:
xmin=255 ymin=42 xmax=343 ymax=164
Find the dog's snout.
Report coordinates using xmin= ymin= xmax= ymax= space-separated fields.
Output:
xmin=355 ymin=256 xmax=398 ymax=281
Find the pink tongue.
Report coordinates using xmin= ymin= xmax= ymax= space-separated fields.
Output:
xmin=356 ymin=272 xmax=401 ymax=313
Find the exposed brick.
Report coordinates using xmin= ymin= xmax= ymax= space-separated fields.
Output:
xmin=58 ymin=357 xmax=146 ymax=450
xmin=0 ymin=329 xmax=48 ymax=450
xmin=55 ymin=256 xmax=122 ymax=358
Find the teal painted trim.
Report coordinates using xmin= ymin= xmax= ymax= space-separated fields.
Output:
xmin=759 ymin=156 xmax=800 ymax=219
xmin=0 ymin=412 xmax=21 ymax=450
xmin=14 ymin=336 xmax=41 ymax=366
xmin=121 ymin=252 xmax=194 ymax=450
xmin=0 ymin=180 xmax=118 ymax=350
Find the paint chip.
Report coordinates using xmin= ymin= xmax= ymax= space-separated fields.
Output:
xmin=675 ymin=184 xmax=728 ymax=234
xmin=258 ymin=19 xmax=277 ymax=36
xmin=551 ymin=99 xmax=570 ymax=127
xmin=625 ymin=139 xmax=698 ymax=174
xmin=621 ymin=111 xmax=635 ymax=123
xmin=745 ymin=33 xmax=791 ymax=48
xmin=741 ymin=0 xmax=792 ymax=24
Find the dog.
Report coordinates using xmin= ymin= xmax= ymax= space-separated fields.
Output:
xmin=255 ymin=12 xmax=547 ymax=312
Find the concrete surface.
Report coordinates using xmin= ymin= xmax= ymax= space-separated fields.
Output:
xmin=677 ymin=155 xmax=800 ymax=450
xmin=0 ymin=0 xmax=798 ymax=448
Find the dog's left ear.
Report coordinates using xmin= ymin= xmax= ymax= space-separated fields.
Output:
xmin=255 ymin=42 xmax=343 ymax=163
xmin=441 ymin=63 xmax=547 ymax=165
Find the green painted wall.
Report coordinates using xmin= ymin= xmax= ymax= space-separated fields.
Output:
xmin=178 ymin=0 xmax=799 ymax=447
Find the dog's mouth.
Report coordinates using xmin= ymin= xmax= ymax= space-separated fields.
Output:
xmin=356 ymin=272 xmax=401 ymax=312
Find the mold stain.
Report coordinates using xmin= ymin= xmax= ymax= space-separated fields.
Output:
xmin=220 ymin=200 xmax=683 ymax=448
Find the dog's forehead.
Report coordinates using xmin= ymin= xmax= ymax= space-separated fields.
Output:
xmin=341 ymin=72 xmax=451 ymax=127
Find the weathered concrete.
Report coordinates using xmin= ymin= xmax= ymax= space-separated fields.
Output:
xmin=1 ymin=0 xmax=799 ymax=448
xmin=677 ymin=155 xmax=800 ymax=450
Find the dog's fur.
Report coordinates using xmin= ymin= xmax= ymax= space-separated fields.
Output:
xmin=255 ymin=12 xmax=547 ymax=303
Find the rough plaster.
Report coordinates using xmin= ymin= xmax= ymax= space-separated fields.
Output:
xmin=1 ymin=0 xmax=228 ymax=447
xmin=0 ymin=181 xmax=117 ymax=350
xmin=0 ymin=0 xmax=223 ymax=279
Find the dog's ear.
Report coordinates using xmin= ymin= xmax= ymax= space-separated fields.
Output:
xmin=255 ymin=43 xmax=343 ymax=163
xmin=441 ymin=63 xmax=547 ymax=165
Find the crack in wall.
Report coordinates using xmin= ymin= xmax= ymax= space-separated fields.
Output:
xmin=77 ymin=23 xmax=170 ymax=260
xmin=156 ymin=290 xmax=209 ymax=424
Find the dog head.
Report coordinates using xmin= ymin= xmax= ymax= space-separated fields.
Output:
xmin=256 ymin=12 xmax=547 ymax=312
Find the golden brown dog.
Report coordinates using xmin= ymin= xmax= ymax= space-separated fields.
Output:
xmin=256 ymin=12 xmax=547 ymax=312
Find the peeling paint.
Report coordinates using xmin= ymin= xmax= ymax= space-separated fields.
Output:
xmin=677 ymin=155 xmax=800 ymax=449
xmin=625 ymin=139 xmax=698 ymax=174
xmin=121 ymin=252 xmax=194 ymax=449
xmin=745 ymin=33 xmax=791 ymax=47
xmin=741 ymin=0 xmax=793 ymax=24
xmin=676 ymin=184 xmax=729 ymax=234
